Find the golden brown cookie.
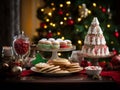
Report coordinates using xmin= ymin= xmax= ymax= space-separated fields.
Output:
xmin=47 ymin=68 xmax=61 ymax=73
xmin=35 ymin=63 xmax=50 ymax=69
xmin=38 ymin=65 xmax=55 ymax=72
xmin=42 ymin=66 xmax=60 ymax=73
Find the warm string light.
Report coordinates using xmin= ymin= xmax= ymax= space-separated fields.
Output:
xmin=88 ymin=10 xmax=91 ymax=14
xmin=60 ymin=21 xmax=64 ymax=25
xmin=66 ymin=1 xmax=71 ymax=5
xmin=38 ymin=2 xmax=116 ymax=53
xmin=51 ymin=3 xmax=54 ymax=6
xmin=57 ymin=32 xmax=61 ymax=35
xmin=111 ymin=41 xmax=114 ymax=44
xmin=66 ymin=13 xmax=69 ymax=16
xmin=85 ymin=25 xmax=88 ymax=28
xmin=93 ymin=3 xmax=96 ymax=7
xmin=64 ymin=17 xmax=67 ymax=20
xmin=107 ymin=24 xmax=111 ymax=28
xmin=77 ymin=18 xmax=82 ymax=22
xmin=46 ymin=18 xmax=50 ymax=22
xmin=58 ymin=53 xmax=61 ymax=56
xmin=60 ymin=4 xmax=63 ymax=7
xmin=76 ymin=29 xmax=79 ymax=32
xmin=61 ymin=37 xmax=65 ymax=40
xmin=48 ymin=12 xmax=52 ymax=16
xmin=78 ymin=40 xmax=82 ymax=45
xmin=52 ymin=7 xmax=56 ymax=11
xmin=41 ymin=8 xmax=44 ymax=12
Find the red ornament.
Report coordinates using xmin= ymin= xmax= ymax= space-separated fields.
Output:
xmin=99 ymin=61 xmax=106 ymax=70
xmin=112 ymin=49 xmax=117 ymax=55
xmin=40 ymin=22 xmax=46 ymax=28
xmin=67 ymin=19 xmax=74 ymax=26
xmin=111 ymin=55 xmax=120 ymax=66
xmin=111 ymin=55 xmax=120 ymax=70
xmin=80 ymin=60 xmax=92 ymax=67
xmin=47 ymin=31 xmax=52 ymax=38
xmin=58 ymin=9 xmax=63 ymax=15
xmin=114 ymin=31 xmax=119 ymax=37
xmin=102 ymin=7 xmax=106 ymax=13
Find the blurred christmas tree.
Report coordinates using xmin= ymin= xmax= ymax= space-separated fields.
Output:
xmin=32 ymin=0 xmax=120 ymax=57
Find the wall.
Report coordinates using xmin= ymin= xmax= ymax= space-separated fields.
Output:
xmin=20 ymin=0 xmax=43 ymax=42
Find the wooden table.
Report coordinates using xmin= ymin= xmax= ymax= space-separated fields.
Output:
xmin=0 ymin=72 xmax=119 ymax=90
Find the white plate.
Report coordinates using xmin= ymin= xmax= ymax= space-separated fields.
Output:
xmin=30 ymin=67 xmax=82 ymax=76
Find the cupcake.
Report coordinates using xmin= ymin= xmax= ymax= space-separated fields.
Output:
xmin=60 ymin=41 xmax=67 ymax=48
xmin=48 ymin=38 xmax=55 ymax=42
xmin=43 ymin=41 xmax=52 ymax=49
xmin=52 ymin=41 xmax=60 ymax=49
xmin=38 ymin=39 xmax=46 ymax=49
xmin=41 ymin=38 xmax=47 ymax=41
xmin=56 ymin=38 xmax=63 ymax=42
xmin=64 ymin=40 xmax=72 ymax=48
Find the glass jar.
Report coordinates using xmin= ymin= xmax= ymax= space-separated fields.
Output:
xmin=13 ymin=31 xmax=30 ymax=67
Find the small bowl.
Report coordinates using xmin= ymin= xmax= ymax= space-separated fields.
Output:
xmin=85 ymin=66 xmax=102 ymax=76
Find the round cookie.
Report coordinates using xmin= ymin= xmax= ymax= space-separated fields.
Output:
xmin=51 ymin=58 xmax=71 ymax=66
xmin=35 ymin=63 xmax=50 ymax=69
xmin=47 ymin=68 xmax=61 ymax=73
xmin=42 ymin=66 xmax=60 ymax=73
xmin=38 ymin=65 xmax=55 ymax=72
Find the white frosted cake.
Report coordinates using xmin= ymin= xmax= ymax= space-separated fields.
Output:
xmin=81 ymin=17 xmax=110 ymax=56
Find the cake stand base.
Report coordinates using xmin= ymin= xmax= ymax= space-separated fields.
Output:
xmin=49 ymin=51 xmax=59 ymax=60
xmin=79 ymin=52 xmax=114 ymax=66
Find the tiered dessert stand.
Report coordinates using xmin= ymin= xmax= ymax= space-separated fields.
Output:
xmin=80 ymin=52 xmax=115 ymax=66
xmin=37 ymin=45 xmax=76 ymax=60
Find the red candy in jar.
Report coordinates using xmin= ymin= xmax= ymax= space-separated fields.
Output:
xmin=13 ymin=31 xmax=30 ymax=56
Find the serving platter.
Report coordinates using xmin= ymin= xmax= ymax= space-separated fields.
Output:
xmin=31 ymin=66 xmax=83 ymax=76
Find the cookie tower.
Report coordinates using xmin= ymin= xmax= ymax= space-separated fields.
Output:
xmin=81 ymin=17 xmax=110 ymax=56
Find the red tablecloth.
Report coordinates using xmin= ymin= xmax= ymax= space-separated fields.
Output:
xmin=100 ymin=71 xmax=120 ymax=84
xmin=21 ymin=70 xmax=120 ymax=84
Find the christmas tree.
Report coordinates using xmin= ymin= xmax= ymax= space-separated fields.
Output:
xmin=32 ymin=0 xmax=120 ymax=57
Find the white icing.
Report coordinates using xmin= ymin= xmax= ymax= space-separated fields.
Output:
xmin=81 ymin=17 xmax=110 ymax=56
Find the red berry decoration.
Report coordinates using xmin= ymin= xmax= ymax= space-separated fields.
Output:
xmin=80 ymin=60 xmax=92 ymax=67
xmin=13 ymin=31 xmax=30 ymax=56
xmin=114 ymin=31 xmax=119 ymax=37
xmin=111 ymin=55 xmax=120 ymax=70
xmin=47 ymin=31 xmax=53 ymax=38
xmin=14 ymin=38 xmax=30 ymax=55
xmin=40 ymin=22 xmax=46 ymax=28
xmin=102 ymin=7 xmax=106 ymax=12
xmin=99 ymin=61 xmax=106 ymax=68
xmin=112 ymin=49 xmax=117 ymax=55
xmin=111 ymin=55 xmax=120 ymax=65
xmin=67 ymin=19 xmax=74 ymax=26
xmin=58 ymin=9 xmax=63 ymax=15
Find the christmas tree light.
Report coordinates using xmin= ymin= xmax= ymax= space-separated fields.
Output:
xmin=33 ymin=0 xmax=120 ymax=58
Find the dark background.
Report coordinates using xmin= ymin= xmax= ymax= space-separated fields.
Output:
xmin=0 ymin=0 xmax=120 ymax=58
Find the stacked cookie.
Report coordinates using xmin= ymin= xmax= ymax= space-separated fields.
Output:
xmin=35 ymin=62 xmax=69 ymax=74
xmin=34 ymin=58 xmax=83 ymax=74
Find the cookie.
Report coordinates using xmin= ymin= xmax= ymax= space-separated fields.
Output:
xmin=42 ymin=66 xmax=60 ymax=73
xmin=38 ymin=65 xmax=55 ymax=72
xmin=52 ymin=58 xmax=71 ymax=66
xmin=47 ymin=68 xmax=61 ymax=73
xmin=35 ymin=63 xmax=50 ymax=69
